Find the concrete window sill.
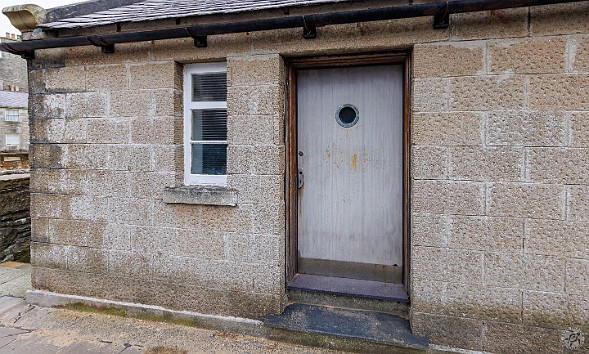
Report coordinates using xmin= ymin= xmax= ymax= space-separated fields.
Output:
xmin=163 ymin=186 xmax=238 ymax=206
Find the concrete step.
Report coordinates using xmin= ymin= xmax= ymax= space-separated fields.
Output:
xmin=265 ymin=303 xmax=429 ymax=353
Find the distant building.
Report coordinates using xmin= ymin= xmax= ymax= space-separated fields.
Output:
xmin=0 ymin=33 xmax=28 ymax=154
xmin=0 ymin=90 xmax=28 ymax=152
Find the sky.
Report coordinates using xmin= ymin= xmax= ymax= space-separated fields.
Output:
xmin=1 ymin=0 xmax=82 ymax=36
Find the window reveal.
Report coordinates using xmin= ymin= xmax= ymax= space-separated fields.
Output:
xmin=183 ymin=63 xmax=228 ymax=185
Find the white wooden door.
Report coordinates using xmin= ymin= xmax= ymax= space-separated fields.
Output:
xmin=297 ymin=64 xmax=404 ymax=283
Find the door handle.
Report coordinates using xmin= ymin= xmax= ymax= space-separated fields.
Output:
xmin=298 ymin=169 xmax=304 ymax=189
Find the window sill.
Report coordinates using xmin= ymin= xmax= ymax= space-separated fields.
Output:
xmin=163 ymin=186 xmax=238 ymax=206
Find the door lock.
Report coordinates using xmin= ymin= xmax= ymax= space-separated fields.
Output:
xmin=298 ymin=169 xmax=304 ymax=189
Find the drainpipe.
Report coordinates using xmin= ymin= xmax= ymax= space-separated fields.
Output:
xmin=0 ymin=0 xmax=581 ymax=58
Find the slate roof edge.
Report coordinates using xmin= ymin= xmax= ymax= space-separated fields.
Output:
xmin=45 ymin=0 xmax=144 ymax=23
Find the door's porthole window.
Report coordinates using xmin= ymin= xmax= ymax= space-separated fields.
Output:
xmin=336 ymin=104 xmax=359 ymax=128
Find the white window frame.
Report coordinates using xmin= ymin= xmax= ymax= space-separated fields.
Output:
xmin=183 ymin=62 xmax=228 ymax=186
xmin=5 ymin=133 xmax=19 ymax=146
xmin=4 ymin=109 xmax=19 ymax=122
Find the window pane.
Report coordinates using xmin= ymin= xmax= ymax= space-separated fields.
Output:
xmin=5 ymin=133 xmax=19 ymax=145
xmin=192 ymin=73 xmax=227 ymax=101
xmin=191 ymin=144 xmax=227 ymax=175
xmin=191 ymin=109 xmax=227 ymax=141
xmin=5 ymin=110 xmax=19 ymax=122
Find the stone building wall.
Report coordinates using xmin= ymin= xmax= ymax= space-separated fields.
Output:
xmin=410 ymin=3 xmax=589 ymax=352
xmin=0 ymin=174 xmax=30 ymax=262
xmin=0 ymin=35 xmax=28 ymax=91
xmin=27 ymin=1 xmax=589 ymax=351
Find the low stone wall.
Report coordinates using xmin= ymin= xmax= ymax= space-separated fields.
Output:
xmin=0 ymin=174 xmax=30 ymax=262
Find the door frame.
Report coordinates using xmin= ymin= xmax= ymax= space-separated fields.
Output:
xmin=285 ymin=52 xmax=412 ymax=294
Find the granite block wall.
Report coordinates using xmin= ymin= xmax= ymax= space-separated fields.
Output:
xmin=26 ymin=1 xmax=589 ymax=352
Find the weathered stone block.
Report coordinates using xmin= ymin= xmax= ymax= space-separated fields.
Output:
xmin=29 ymin=93 xmax=66 ymax=120
xmin=412 ymin=180 xmax=485 ymax=215
xmin=86 ymin=118 xmax=130 ymax=144
xmin=412 ymin=78 xmax=448 ymax=113
xmin=571 ymin=35 xmax=589 ymax=73
xmin=107 ymin=145 xmax=152 ymax=172
xmin=227 ymin=145 xmax=285 ymax=175
xmin=107 ymin=198 xmax=152 ymax=226
xmin=569 ymin=295 xmax=589 ymax=332
xmin=31 ymin=217 xmax=48 ymax=242
xmin=530 ymin=2 xmax=589 ymax=36
xmin=48 ymin=219 xmax=105 ymax=248
xmin=45 ymin=66 xmax=86 ymax=92
xmin=411 ymin=146 xmax=448 ymax=180
xmin=483 ymin=321 xmax=562 ymax=354
xmin=450 ymin=146 xmax=524 ymax=181
xmin=449 ymin=216 xmax=523 ymax=252
xmin=228 ymin=54 xmax=283 ymax=86
xmin=524 ymin=255 xmax=566 ymax=293
xmin=489 ymin=37 xmax=566 ymax=74
xmin=412 ymin=312 xmax=483 ymax=351
xmin=65 ymin=144 xmax=109 ymax=170
xmin=523 ymin=291 xmax=571 ymax=329
xmin=29 ymin=143 xmax=66 ymax=169
xmin=450 ymin=75 xmax=525 ymax=111
xmin=413 ymin=42 xmax=485 ymax=78
xmin=567 ymin=185 xmax=589 ymax=221
xmin=412 ymin=214 xmax=448 ymax=248
xmin=225 ymin=233 xmax=280 ymax=265
xmin=526 ymin=219 xmax=589 ymax=259
xmin=152 ymin=202 xmax=200 ymax=230
xmin=566 ymin=258 xmax=589 ymax=296
xmin=30 ymin=193 xmax=70 ymax=219
xmin=570 ymin=111 xmax=589 ymax=148
xmin=450 ymin=8 xmax=528 ymax=41
xmin=65 ymin=92 xmax=108 ymax=118
xmin=250 ymin=203 xmax=285 ymax=236
xmin=129 ymin=62 xmax=176 ymax=90
xmin=443 ymin=283 xmax=523 ymax=322
xmin=529 ymin=74 xmax=589 ymax=110
xmin=489 ymin=183 xmax=565 ymax=219
xmin=227 ymin=85 xmax=281 ymax=116
xmin=174 ymin=228 xmax=226 ymax=260
xmin=103 ymin=223 xmax=131 ymax=251
xmin=227 ymin=114 xmax=282 ymax=146
xmin=84 ymin=170 xmax=130 ymax=198
xmin=30 ymin=242 xmax=67 ymax=269
xmin=66 ymin=246 xmax=107 ymax=273
xmin=412 ymin=246 xmax=482 ymax=284
xmin=412 ymin=112 xmax=483 ymax=146
xmin=130 ymin=116 xmax=175 ymax=144
xmin=86 ymin=65 xmax=128 ymax=91
xmin=486 ymin=110 xmax=567 ymax=147
xmin=484 ymin=252 xmax=524 ymax=288
xmin=528 ymin=147 xmax=589 ymax=184
xmin=130 ymin=172 xmax=174 ymax=199
xmin=200 ymin=205 xmax=253 ymax=234
xmin=68 ymin=195 xmax=109 ymax=222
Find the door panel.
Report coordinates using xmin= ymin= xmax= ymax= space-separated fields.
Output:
xmin=297 ymin=64 xmax=404 ymax=283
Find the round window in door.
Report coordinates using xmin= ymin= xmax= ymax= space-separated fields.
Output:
xmin=335 ymin=104 xmax=359 ymax=128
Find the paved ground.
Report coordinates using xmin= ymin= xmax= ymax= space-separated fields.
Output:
xmin=0 ymin=262 xmax=337 ymax=353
